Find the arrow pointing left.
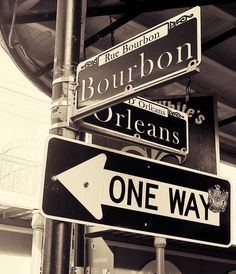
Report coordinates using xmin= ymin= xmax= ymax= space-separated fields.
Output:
xmin=40 ymin=135 xmax=231 ymax=247
xmin=53 ymin=153 xmax=219 ymax=226
xmin=54 ymin=153 xmax=107 ymax=220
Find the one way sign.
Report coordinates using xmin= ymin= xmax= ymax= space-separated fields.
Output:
xmin=40 ymin=135 xmax=231 ymax=247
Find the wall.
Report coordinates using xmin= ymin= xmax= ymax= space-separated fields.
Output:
xmin=0 ymin=229 xmax=32 ymax=274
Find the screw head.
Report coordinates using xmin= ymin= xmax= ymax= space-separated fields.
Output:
xmin=83 ymin=182 xmax=89 ymax=188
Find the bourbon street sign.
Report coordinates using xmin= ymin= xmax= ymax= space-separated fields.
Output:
xmin=72 ymin=6 xmax=201 ymax=120
xmin=40 ymin=135 xmax=231 ymax=247
xmin=80 ymin=97 xmax=189 ymax=155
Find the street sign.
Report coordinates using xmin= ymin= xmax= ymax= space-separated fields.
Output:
xmin=156 ymin=95 xmax=219 ymax=173
xmin=40 ymin=135 xmax=231 ymax=247
xmin=72 ymin=6 xmax=201 ymax=120
xmin=81 ymin=96 xmax=189 ymax=155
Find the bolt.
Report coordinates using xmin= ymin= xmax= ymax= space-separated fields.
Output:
xmin=83 ymin=182 xmax=89 ymax=188
xmin=51 ymin=176 xmax=57 ymax=182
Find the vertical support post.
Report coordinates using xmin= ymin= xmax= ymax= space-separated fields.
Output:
xmin=72 ymin=224 xmax=86 ymax=274
xmin=31 ymin=210 xmax=44 ymax=274
xmin=154 ymin=237 xmax=166 ymax=274
xmin=41 ymin=1 xmax=87 ymax=274
xmin=42 ymin=220 xmax=72 ymax=274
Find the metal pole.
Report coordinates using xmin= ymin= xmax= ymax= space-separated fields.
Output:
xmin=42 ymin=0 xmax=87 ymax=274
xmin=42 ymin=220 xmax=72 ymax=274
xmin=72 ymin=224 xmax=86 ymax=274
xmin=31 ymin=210 xmax=44 ymax=274
xmin=154 ymin=237 xmax=166 ymax=274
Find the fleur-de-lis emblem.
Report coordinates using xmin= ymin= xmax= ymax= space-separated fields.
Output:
xmin=208 ymin=184 xmax=229 ymax=213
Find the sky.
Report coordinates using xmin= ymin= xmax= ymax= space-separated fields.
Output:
xmin=0 ymin=46 xmax=51 ymax=161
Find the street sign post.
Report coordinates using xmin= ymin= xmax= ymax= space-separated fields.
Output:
xmin=80 ymin=96 xmax=189 ymax=155
xmin=72 ymin=6 xmax=201 ymax=120
xmin=40 ymin=135 xmax=231 ymax=247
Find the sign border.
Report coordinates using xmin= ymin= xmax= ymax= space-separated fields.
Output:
xmin=72 ymin=6 xmax=201 ymax=120
xmin=80 ymin=96 xmax=189 ymax=155
xmin=40 ymin=134 xmax=232 ymax=248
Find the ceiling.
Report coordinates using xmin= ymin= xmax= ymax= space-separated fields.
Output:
xmin=0 ymin=0 xmax=236 ymax=258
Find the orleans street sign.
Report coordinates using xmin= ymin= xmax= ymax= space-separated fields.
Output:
xmin=80 ymin=97 xmax=189 ymax=155
xmin=72 ymin=6 xmax=201 ymax=120
xmin=40 ymin=135 xmax=231 ymax=247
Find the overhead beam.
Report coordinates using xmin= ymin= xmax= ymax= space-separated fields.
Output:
xmin=33 ymin=12 xmax=141 ymax=77
xmin=2 ymin=12 xmax=56 ymax=24
xmin=1 ymin=208 xmax=31 ymax=219
xmin=2 ymin=0 xmax=236 ymax=24
xmin=85 ymin=12 xmax=140 ymax=48
xmin=219 ymin=115 xmax=236 ymax=127
xmin=217 ymin=3 xmax=236 ymax=17
xmin=16 ymin=0 xmax=41 ymax=13
xmin=202 ymin=27 xmax=236 ymax=51
xmin=34 ymin=14 xmax=236 ymax=78
xmin=0 ymin=223 xmax=32 ymax=233
xmin=86 ymin=0 xmax=236 ymax=16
